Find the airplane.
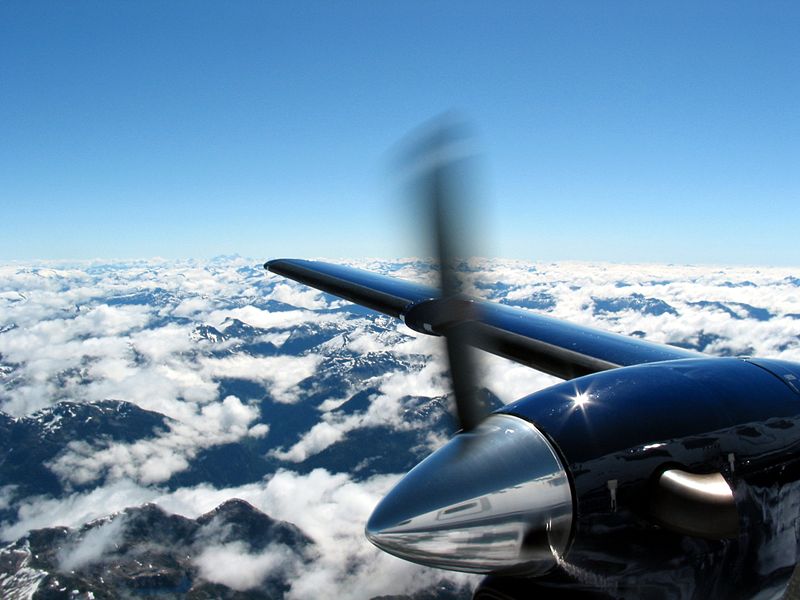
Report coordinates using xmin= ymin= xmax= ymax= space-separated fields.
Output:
xmin=264 ymin=122 xmax=800 ymax=599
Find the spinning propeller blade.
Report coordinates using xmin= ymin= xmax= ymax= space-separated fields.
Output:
xmin=399 ymin=118 xmax=488 ymax=431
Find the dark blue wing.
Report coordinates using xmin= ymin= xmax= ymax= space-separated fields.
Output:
xmin=266 ymin=259 xmax=438 ymax=318
xmin=265 ymin=259 xmax=701 ymax=380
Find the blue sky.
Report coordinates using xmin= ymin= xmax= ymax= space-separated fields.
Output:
xmin=1 ymin=2 xmax=798 ymax=265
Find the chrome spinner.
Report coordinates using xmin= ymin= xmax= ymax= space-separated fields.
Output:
xmin=366 ymin=414 xmax=573 ymax=574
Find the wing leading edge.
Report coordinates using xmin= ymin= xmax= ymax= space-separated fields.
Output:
xmin=265 ymin=259 xmax=700 ymax=380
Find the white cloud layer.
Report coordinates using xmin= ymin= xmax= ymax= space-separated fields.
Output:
xmin=4 ymin=256 xmax=800 ymax=597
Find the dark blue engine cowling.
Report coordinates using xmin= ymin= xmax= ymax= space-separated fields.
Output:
xmin=498 ymin=357 xmax=800 ymax=599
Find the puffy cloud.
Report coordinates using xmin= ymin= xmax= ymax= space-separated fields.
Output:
xmin=194 ymin=542 xmax=300 ymax=591
xmin=208 ymin=306 xmax=322 ymax=331
xmin=80 ymin=359 xmax=220 ymax=415
xmin=267 ymin=282 xmax=332 ymax=311
xmin=248 ymin=423 xmax=270 ymax=438
xmin=201 ymin=354 xmax=322 ymax=404
xmin=0 ymin=303 xmax=155 ymax=416
xmin=128 ymin=323 xmax=196 ymax=363
xmin=48 ymin=396 xmax=263 ymax=486
xmin=58 ymin=515 xmax=127 ymax=572
xmin=479 ymin=352 xmax=560 ymax=404
xmin=172 ymin=295 xmax=217 ymax=318
xmin=271 ymin=421 xmax=345 ymax=463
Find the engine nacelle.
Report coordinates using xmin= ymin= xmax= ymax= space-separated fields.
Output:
xmin=367 ymin=358 xmax=800 ymax=598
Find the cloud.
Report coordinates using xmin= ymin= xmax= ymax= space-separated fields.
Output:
xmin=0 ymin=486 xmax=17 ymax=511
xmin=271 ymin=421 xmax=345 ymax=462
xmin=128 ymin=323 xmax=196 ymax=363
xmin=1 ymin=479 xmax=159 ymax=542
xmin=208 ymin=306 xmax=322 ymax=331
xmin=200 ymin=354 xmax=322 ymax=404
xmin=2 ymin=470 xmax=478 ymax=598
xmin=267 ymin=282 xmax=332 ymax=311
xmin=479 ymin=352 xmax=560 ymax=403
xmin=194 ymin=541 xmax=300 ymax=591
xmin=269 ymin=360 xmax=451 ymax=463
xmin=0 ymin=306 xmax=154 ymax=416
xmin=172 ymin=295 xmax=217 ymax=318
xmin=48 ymin=395 xmax=263 ymax=486
xmin=58 ymin=515 xmax=126 ymax=572
xmin=159 ymin=469 xmax=478 ymax=600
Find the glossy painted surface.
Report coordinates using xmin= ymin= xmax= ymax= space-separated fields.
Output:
xmin=468 ymin=301 xmax=698 ymax=374
xmin=748 ymin=357 xmax=800 ymax=394
xmin=497 ymin=358 xmax=800 ymax=598
xmin=366 ymin=414 xmax=573 ymax=575
xmin=266 ymin=258 xmax=438 ymax=317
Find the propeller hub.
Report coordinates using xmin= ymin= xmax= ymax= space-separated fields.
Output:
xmin=366 ymin=414 xmax=573 ymax=575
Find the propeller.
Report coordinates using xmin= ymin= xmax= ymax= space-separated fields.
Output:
xmin=367 ymin=122 xmax=574 ymax=574
xmin=397 ymin=117 xmax=489 ymax=432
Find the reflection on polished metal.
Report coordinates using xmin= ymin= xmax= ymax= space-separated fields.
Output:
xmin=366 ymin=414 xmax=573 ymax=574
xmin=649 ymin=469 xmax=739 ymax=539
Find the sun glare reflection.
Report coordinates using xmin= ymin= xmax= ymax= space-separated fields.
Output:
xmin=572 ymin=391 xmax=591 ymax=408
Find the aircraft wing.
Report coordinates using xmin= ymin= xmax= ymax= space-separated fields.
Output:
xmin=265 ymin=258 xmax=700 ymax=380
